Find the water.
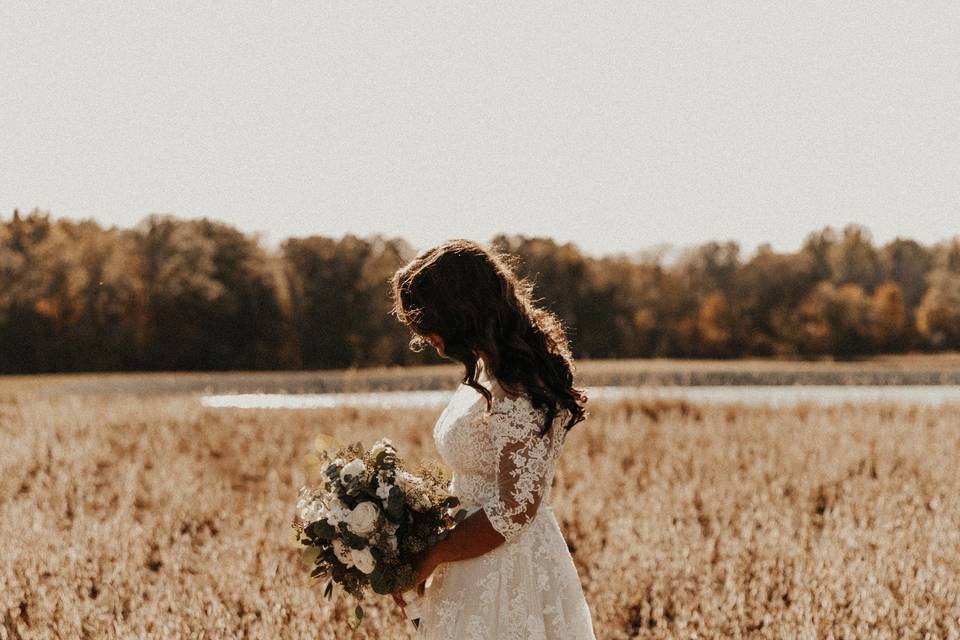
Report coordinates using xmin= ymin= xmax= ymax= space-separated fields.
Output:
xmin=200 ymin=385 xmax=960 ymax=410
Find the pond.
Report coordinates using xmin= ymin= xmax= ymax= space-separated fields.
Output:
xmin=200 ymin=384 xmax=960 ymax=410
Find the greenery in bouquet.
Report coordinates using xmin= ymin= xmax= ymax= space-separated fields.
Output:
xmin=292 ymin=436 xmax=466 ymax=627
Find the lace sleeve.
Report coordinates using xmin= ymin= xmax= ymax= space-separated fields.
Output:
xmin=480 ymin=395 xmax=554 ymax=543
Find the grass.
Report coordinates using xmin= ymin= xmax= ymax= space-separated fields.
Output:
xmin=2 ymin=359 xmax=960 ymax=638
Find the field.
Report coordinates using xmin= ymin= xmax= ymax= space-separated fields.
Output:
xmin=2 ymin=357 xmax=960 ymax=639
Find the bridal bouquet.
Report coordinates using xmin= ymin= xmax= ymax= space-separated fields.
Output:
xmin=292 ymin=436 xmax=466 ymax=627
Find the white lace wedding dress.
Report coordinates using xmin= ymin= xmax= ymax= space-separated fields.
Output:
xmin=415 ymin=364 xmax=596 ymax=639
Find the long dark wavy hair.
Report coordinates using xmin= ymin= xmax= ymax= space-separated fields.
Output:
xmin=389 ymin=239 xmax=588 ymax=435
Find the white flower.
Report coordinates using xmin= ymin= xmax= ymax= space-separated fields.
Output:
xmin=295 ymin=489 xmax=311 ymax=515
xmin=341 ymin=458 xmax=366 ymax=479
xmin=296 ymin=488 xmax=329 ymax=523
xmin=299 ymin=499 xmax=327 ymax=523
xmin=375 ymin=478 xmax=394 ymax=503
xmin=394 ymin=470 xmax=422 ymax=492
xmin=332 ymin=539 xmax=354 ymax=567
xmin=351 ymin=546 xmax=376 ymax=574
xmin=370 ymin=438 xmax=394 ymax=458
xmin=347 ymin=501 xmax=379 ymax=535
xmin=325 ymin=498 xmax=351 ymax=526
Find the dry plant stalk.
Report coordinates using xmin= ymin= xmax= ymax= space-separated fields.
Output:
xmin=1 ymin=391 xmax=958 ymax=638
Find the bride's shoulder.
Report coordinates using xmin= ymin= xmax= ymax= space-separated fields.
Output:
xmin=482 ymin=377 xmax=531 ymax=408
xmin=481 ymin=381 xmax=562 ymax=433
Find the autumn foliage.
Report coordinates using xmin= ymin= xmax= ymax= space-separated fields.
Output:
xmin=2 ymin=208 xmax=959 ymax=373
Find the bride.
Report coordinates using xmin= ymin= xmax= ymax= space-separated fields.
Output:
xmin=387 ymin=239 xmax=597 ymax=639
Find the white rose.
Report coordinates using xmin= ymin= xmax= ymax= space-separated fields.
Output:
xmin=341 ymin=458 xmax=366 ymax=479
xmin=332 ymin=539 xmax=354 ymax=567
xmin=351 ymin=546 xmax=376 ymax=574
xmin=350 ymin=547 xmax=377 ymax=575
xmin=325 ymin=498 xmax=351 ymax=526
xmin=346 ymin=501 xmax=379 ymax=535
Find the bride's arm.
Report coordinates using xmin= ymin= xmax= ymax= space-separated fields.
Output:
xmin=414 ymin=508 xmax=506 ymax=578
xmin=395 ymin=509 xmax=505 ymax=606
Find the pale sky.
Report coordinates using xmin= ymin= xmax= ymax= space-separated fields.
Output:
xmin=2 ymin=2 xmax=958 ymax=261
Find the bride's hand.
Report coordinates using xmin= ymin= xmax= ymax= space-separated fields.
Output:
xmin=390 ymin=553 xmax=431 ymax=602
xmin=411 ymin=549 xmax=439 ymax=596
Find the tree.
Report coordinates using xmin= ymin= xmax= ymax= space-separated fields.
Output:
xmin=916 ymin=269 xmax=960 ymax=349
xmin=870 ymin=282 xmax=910 ymax=351
xmin=783 ymin=282 xmax=877 ymax=357
xmin=827 ymin=224 xmax=882 ymax=291
xmin=696 ymin=291 xmax=734 ymax=358
xmin=931 ymin=236 xmax=960 ymax=274
xmin=0 ymin=211 xmax=146 ymax=372
xmin=676 ymin=240 xmax=740 ymax=295
xmin=3 ymin=210 xmax=960 ymax=371
xmin=735 ymin=249 xmax=820 ymax=355
xmin=799 ymin=226 xmax=838 ymax=281
xmin=0 ymin=210 xmax=59 ymax=372
xmin=879 ymin=237 xmax=932 ymax=310
xmin=282 ymin=234 xmax=416 ymax=368
xmin=138 ymin=215 xmax=294 ymax=370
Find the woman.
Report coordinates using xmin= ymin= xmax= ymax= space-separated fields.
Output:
xmin=387 ymin=239 xmax=596 ymax=639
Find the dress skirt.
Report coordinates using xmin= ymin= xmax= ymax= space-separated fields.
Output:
xmin=415 ymin=506 xmax=596 ymax=640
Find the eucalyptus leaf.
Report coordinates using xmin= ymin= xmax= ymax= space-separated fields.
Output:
xmin=386 ymin=485 xmax=406 ymax=521
xmin=343 ymin=530 xmax=367 ymax=550
xmin=300 ymin=546 xmax=321 ymax=566
xmin=314 ymin=433 xmax=341 ymax=455
xmin=303 ymin=453 xmax=323 ymax=481
xmin=324 ymin=462 xmax=342 ymax=482
xmin=307 ymin=519 xmax=335 ymax=541
xmin=369 ymin=570 xmax=388 ymax=595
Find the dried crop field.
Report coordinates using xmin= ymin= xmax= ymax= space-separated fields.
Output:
xmin=2 ymin=369 xmax=959 ymax=638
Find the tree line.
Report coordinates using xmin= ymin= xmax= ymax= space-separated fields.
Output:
xmin=1 ymin=208 xmax=959 ymax=373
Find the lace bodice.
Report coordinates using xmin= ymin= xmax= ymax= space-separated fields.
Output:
xmin=432 ymin=365 xmax=567 ymax=543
